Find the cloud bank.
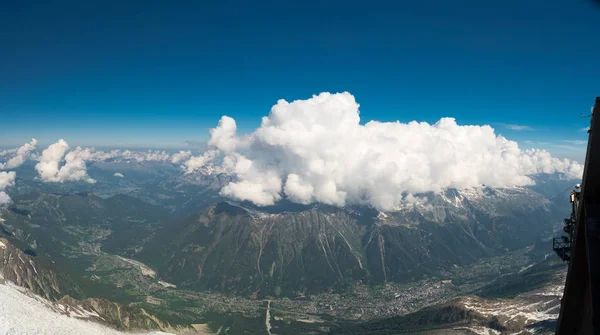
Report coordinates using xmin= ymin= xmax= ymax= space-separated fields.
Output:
xmin=31 ymin=142 xmax=177 ymax=183
xmin=0 ymin=171 xmax=16 ymax=205
xmin=185 ymin=92 xmax=584 ymax=210
xmin=1 ymin=139 xmax=202 ymax=182
xmin=0 ymin=139 xmax=38 ymax=170
xmin=0 ymin=148 xmax=17 ymax=157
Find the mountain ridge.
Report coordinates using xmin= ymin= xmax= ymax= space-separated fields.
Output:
xmin=134 ymin=185 xmax=563 ymax=297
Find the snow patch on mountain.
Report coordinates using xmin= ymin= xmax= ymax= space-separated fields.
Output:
xmin=453 ymin=326 xmax=501 ymax=335
xmin=384 ymin=186 xmax=551 ymax=221
xmin=459 ymin=283 xmax=564 ymax=330
xmin=0 ymin=281 xmax=172 ymax=335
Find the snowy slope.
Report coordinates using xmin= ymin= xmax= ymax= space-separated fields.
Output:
xmin=0 ymin=281 xmax=173 ymax=335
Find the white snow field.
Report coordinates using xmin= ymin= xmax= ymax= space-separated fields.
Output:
xmin=0 ymin=281 xmax=173 ymax=335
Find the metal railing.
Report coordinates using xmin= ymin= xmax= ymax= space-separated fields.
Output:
xmin=553 ymin=236 xmax=571 ymax=262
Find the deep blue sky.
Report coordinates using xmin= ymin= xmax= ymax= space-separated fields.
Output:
xmin=0 ymin=0 xmax=598 ymax=160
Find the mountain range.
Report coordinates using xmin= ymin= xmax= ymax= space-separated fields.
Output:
xmin=0 ymin=165 xmax=574 ymax=334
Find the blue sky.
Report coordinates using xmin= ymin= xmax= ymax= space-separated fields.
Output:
xmin=0 ymin=0 xmax=597 ymax=161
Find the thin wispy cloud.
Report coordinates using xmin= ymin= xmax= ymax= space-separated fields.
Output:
xmin=580 ymin=127 xmax=590 ymax=132
xmin=184 ymin=140 xmax=208 ymax=149
xmin=563 ymin=140 xmax=587 ymax=145
xmin=498 ymin=123 xmax=534 ymax=131
xmin=522 ymin=140 xmax=587 ymax=154
xmin=553 ymin=145 xmax=587 ymax=152
xmin=522 ymin=140 xmax=550 ymax=146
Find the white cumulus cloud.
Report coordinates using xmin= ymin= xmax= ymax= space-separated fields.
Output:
xmin=170 ymin=150 xmax=192 ymax=164
xmin=35 ymin=140 xmax=96 ymax=183
xmin=113 ymin=172 xmax=124 ymax=178
xmin=182 ymin=150 xmax=218 ymax=174
xmin=0 ymin=171 xmax=16 ymax=206
xmin=188 ymin=92 xmax=584 ymax=210
xmin=0 ymin=139 xmax=38 ymax=170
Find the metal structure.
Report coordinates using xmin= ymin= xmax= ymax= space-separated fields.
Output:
xmin=553 ymin=188 xmax=579 ymax=262
xmin=556 ymin=97 xmax=600 ymax=334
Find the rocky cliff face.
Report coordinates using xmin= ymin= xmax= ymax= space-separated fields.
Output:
xmin=0 ymin=236 xmax=80 ymax=300
xmin=139 ymin=202 xmax=370 ymax=296
xmin=57 ymin=295 xmax=175 ymax=331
